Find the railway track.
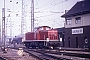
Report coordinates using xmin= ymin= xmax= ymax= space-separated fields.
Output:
xmin=24 ymin=49 xmax=70 ymax=60
xmin=38 ymin=49 xmax=90 ymax=59
xmin=8 ymin=46 xmax=90 ymax=60
xmin=39 ymin=49 xmax=90 ymax=58
xmin=0 ymin=57 xmax=7 ymax=60
xmin=24 ymin=48 xmax=90 ymax=60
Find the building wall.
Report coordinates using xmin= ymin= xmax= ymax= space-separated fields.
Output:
xmin=65 ymin=25 xmax=90 ymax=48
xmin=65 ymin=14 xmax=90 ymax=28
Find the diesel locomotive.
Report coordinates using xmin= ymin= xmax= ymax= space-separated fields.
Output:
xmin=23 ymin=26 xmax=61 ymax=49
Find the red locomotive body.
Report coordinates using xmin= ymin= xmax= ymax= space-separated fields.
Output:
xmin=38 ymin=30 xmax=48 ymax=40
xmin=48 ymin=29 xmax=58 ymax=40
xmin=23 ymin=26 xmax=60 ymax=49
xmin=36 ymin=29 xmax=58 ymax=41
xmin=25 ymin=32 xmax=35 ymax=40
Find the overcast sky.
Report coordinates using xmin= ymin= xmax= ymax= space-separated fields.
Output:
xmin=0 ymin=0 xmax=80 ymax=37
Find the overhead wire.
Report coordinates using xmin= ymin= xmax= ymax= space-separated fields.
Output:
xmin=35 ymin=0 xmax=68 ymax=10
xmin=34 ymin=0 xmax=67 ymax=27
xmin=35 ymin=0 xmax=40 ymax=7
xmin=37 ymin=16 xmax=60 ymax=24
xmin=48 ymin=16 xmax=64 ymax=27
xmin=34 ymin=0 xmax=63 ymax=18
xmin=35 ymin=0 xmax=54 ymax=10
xmin=34 ymin=0 xmax=67 ymax=20
xmin=37 ymin=17 xmax=60 ymax=27
xmin=35 ymin=14 xmax=55 ymax=18
xmin=6 ymin=0 xmax=68 ymax=28
xmin=6 ymin=0 xmax=67 ymax=17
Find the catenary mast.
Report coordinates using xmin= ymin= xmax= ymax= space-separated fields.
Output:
xmin=31 ymin=0 xmax=34 ymax=32
xmin=21 ymin=0 xmax=34 ymax=34
xmin=21 ymin=0 xmax=27 ymax=35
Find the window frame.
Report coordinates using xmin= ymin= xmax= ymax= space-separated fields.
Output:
xmin=75 ymin=17 xmax=81 ymax=24
xmin=66 ymin=18 xmax=72 ymax=25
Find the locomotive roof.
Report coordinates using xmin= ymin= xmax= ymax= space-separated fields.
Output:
xmin=34 ymin=26 xmax=51 ymax=29
xmin=61 ymin=0 xmax=90 ymax=18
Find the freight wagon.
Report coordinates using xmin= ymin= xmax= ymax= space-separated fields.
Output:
xmin=23 ymin=26 xmax=60 ymax=49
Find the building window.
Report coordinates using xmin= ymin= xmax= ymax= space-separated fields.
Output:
xmin=66 ymin=18 xmax=72 ymax=25
xmin=75 ymin=17 xmax=81 ymax=24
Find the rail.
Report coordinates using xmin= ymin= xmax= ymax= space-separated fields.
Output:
xmin=24 ymin=49 xmax=70 ymax=60
xmin=26 ymin=49 xmax=90 ymax=60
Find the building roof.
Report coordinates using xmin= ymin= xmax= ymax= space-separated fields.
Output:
xmin=61 ymin=0 xmax=90 ymax=18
